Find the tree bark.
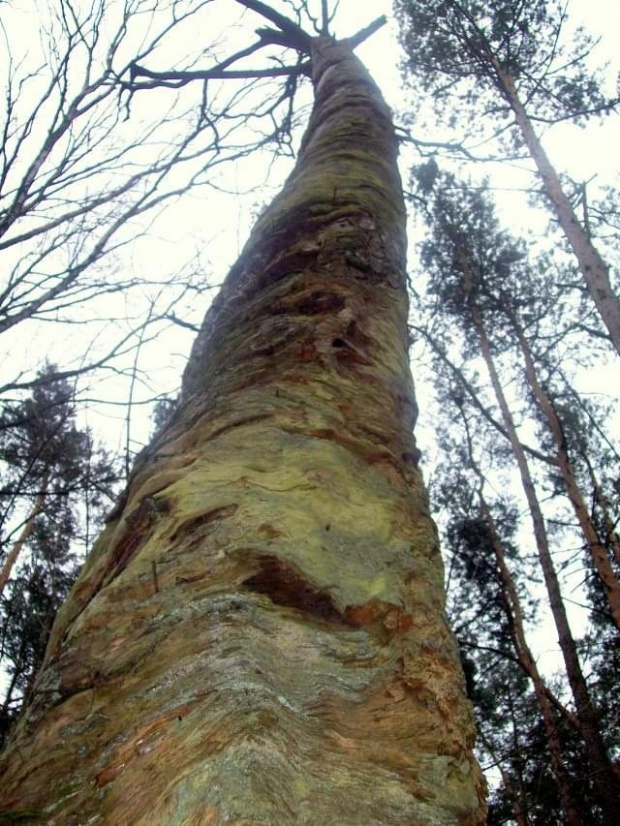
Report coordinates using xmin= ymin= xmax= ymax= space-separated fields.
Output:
xmin=461 ymin=259 xmax=620 ymax=823
xmin=0 ymin=36 xmax=485 ymax=824
xmin=586 ymin=458 xmax=620 ymax=568
xmin=494 ymin=65 xmax=620 ymax=355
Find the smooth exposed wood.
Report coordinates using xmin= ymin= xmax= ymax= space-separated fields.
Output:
xmin=0 ymin=491 xmax=46 ymax=600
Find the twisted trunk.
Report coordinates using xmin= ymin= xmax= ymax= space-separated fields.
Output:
xmin=0 ymin=37 xmax=484 ymax=824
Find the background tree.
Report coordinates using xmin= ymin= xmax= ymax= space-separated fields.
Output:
xmin=410 ymin=161 xmax=619 ymax=820
xmin=395 ymin=0 xmax=620 ymax=352
xmin=0 ymin=365 xmax=119 ymax=745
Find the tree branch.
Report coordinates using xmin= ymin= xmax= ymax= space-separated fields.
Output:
xmin=235 ymin=0 xmax=312 ymax=52
xmin=411 ymin=324 xmax=558 ymax=467
xmin=128 ymin=62 xmax=307 ymax=88
xmin=344 ymin=16 xmax=387 ymax=50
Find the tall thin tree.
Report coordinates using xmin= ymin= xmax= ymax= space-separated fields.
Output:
xmin=395 ymin=0 xmax=620 ymax=353
xmin=414 ymin=167 xmax=620 ymax=820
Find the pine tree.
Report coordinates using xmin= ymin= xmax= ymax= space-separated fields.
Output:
xmin=395 ymin=0 xmax=620 ymax=353
xmin=412 ymin=165 xmax=620 ymax=820
xmin=0 ymin=366 xmax=118 ymax=745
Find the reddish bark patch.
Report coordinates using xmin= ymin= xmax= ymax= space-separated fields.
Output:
xmin=204 ymin=414 xmax=273 ymax=445
xmin=274 ymin=290 xmax=347 ymax=316
xmin=347 ymin=603 xmax=413 ymax=635
xmin=243 ymin=555 xmax=414 ymax=636
xmin=95 ymin=763 xmax=123 ymax=789
xmin=243 ymin=555 xmax=353 ymax=627
xmin=99 ymin=496 xmax=170 ymax=589
xmin=94 ymin=698 xmax=203 ymax=789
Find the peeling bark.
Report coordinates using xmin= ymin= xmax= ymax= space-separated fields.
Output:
xmin=0 ymin=36 xmax=484 ymax=825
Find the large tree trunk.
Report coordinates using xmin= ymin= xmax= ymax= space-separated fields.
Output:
xmin=0 ymin=37 xmax=485 ymax=824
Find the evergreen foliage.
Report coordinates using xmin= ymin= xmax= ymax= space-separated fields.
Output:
xmin=409 ymin=158 xmax=620 ymax=820
xmin=0 ymin=366 xmax=119 ymax=744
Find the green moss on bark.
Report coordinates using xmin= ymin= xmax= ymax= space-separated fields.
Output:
xmin=0 ymin=32 xmax=485 ymax=826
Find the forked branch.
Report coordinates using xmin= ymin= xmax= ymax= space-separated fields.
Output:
xmin=129 ymin=1 xmax=387 ymax=91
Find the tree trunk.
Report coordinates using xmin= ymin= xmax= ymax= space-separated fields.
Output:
xmin=0 ymin=37 xmax=485 ymax=824
xmin=479 ymin=495 xmax=584 ymax=826
xmin=0 ymin=490 xmax=46 ymax=599
xmin=461 ymin=259 xmax=620 ymax=822
xmin=478 ymin=730 xmax=530 ymax=826
xmin=586 ymin=458 xmax=620 ymax=568
xmin=512 ymin=318 xmax=620 ymax=631
xmin=495 ymin=64 xmax=620 ymax=355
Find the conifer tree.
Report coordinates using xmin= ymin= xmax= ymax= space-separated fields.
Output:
xmin=395 ymin=0 xmax=620 ymax=353
xmin=0 ymin=366 xmax=118 ymax=744
xmin=412 ymin=164 xmax=620 ymax=820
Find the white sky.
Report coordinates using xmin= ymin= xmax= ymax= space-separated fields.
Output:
xmin=3 ymin=0 xmax=618 ymax=441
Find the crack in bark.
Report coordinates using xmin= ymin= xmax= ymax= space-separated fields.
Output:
xmin=169 ymin=504 xmax=239 ymax=546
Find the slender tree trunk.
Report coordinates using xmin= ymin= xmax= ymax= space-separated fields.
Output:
xmin=512 ymin=318 xmax=620 ymax=631
xmin=586 ymin=458 xmax=620 ymax=568
xmin=507 ymin=697 xmax=530 ymax=825
xmin=461 ymin=260 xmax=620 ymax=822
xmin=494 ymin=65 xmax=620 ymax=355
xmin=479 ymin=730 xmax=530 ymax=826
xmin=479 ymin=494 xmax=584 ymax=826
xmin=0 ymin=36 xmax=485 ymax=824
xmin=1 ymin=658 xmax=23 ymax=722
xmin=0 ymin=491 xmax=46 ymax=599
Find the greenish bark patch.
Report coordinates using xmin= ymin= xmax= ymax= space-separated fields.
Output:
xmin=0 ymin=29 xmax=485 ymax=826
